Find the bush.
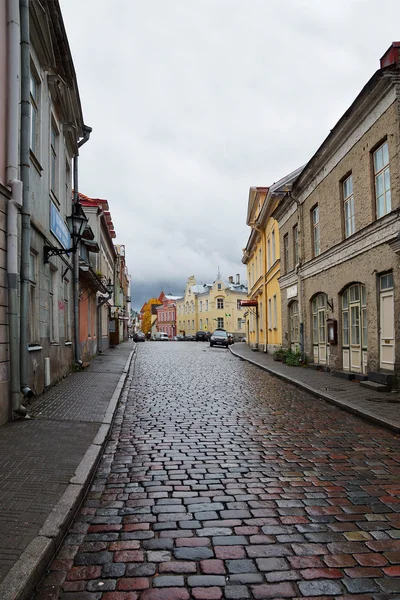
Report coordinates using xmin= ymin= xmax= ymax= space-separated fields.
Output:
xmin=283 ymin=349 xmax=302 ymax=366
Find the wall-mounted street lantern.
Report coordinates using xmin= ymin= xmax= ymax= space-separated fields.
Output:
xmin=98 ymin=278 xmax=114 ymax=307
xmin=44 ymin=203 xmax=88 ymax=263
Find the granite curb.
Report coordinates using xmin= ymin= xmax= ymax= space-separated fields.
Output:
xmin=0 ymin=345 xmax=137 ymax=600
xmin=229 ymin=345 xmax=400 ymax=434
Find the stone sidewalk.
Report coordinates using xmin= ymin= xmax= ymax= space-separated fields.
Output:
xmin=230 ymin=343 xmax=400 ymax=433
xmin=0 ymin=341 xmax=135 ymax=600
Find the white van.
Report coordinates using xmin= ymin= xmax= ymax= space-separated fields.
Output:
xmin=155 ymin=332 xmax=170 ymax=341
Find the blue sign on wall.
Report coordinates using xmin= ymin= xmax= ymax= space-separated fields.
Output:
xmin=50 ymin=202 xmax=71 ymax=250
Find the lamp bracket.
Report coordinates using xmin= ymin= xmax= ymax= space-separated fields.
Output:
xmin=44 ymin=245 xmax=73 ymax=264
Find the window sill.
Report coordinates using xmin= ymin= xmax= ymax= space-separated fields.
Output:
xmin=50 ymin=190 xmax=60 ymax=206
xmin=30 ymin=151 xmax=43 ymax=175
xmin=28 ymin=345 xmax=42 ymax=352
xmin=51 ymin=342 xmax=60 ymax=346
xmin=65 ymin=341 xmax=72 ymax=346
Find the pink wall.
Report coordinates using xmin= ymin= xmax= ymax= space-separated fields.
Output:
xmin=0 ymin=1 xmax=7 ymax=185
xmin=156 ymin=299 xmax=177 ymax=338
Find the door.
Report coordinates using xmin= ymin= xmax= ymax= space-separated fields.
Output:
xmin=380 ymin=273 xmax=394 ymax=370
xmin=312 ymin=294 xmax=327 ymax=364
xmin=342 ymin=284 xmax=367 ymax=374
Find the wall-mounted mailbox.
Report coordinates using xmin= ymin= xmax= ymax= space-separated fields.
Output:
xmin=327 ymin=318 xmax=338 ymax=345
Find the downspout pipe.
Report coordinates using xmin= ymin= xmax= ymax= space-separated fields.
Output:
xmin=290 ymin=192 xmax=305 ymax=360
xmin=73 ymin=125 xmax=92 ymax=366
xmin=6 ymin=0 xmax=26 ymax=416
xmin=18 ymin=0 xmax=33 ymax=406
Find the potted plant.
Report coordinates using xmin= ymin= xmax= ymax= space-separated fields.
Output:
xmin=273 ymin=348 xmax=286 ymax=362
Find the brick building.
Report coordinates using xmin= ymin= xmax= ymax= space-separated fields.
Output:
xmin=274 ymin=42 xmax=400 ymax=386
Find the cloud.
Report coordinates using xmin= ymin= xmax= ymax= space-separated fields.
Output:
xmin=60 ymin=0 xmax=400 ymax=308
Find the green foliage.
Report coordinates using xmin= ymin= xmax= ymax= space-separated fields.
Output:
xmin=283 ymin=349 xmax=302 ymax=366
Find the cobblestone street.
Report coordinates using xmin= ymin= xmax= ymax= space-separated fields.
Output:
xmin=35 ymin=342 xmax=400 ymax=599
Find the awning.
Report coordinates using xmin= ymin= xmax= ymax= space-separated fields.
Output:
xmin=240 ymin=300 xmax=258 ymax=307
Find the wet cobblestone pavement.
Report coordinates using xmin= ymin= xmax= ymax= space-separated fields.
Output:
xmin=35 ymin=342 xmax=400 ymax=599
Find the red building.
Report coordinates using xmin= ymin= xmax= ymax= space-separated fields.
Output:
xmin=156 ymin=295 xmax=180 ymax=339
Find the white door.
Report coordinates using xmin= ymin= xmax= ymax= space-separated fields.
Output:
xmin=380 ymin=290 xmax=394 ymax=370
xmin=350 ymin=304 xmax=361 ymax=373
xmin=318 ymin=307 xmax=327 ymax=364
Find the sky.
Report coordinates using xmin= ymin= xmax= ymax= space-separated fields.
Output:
xmin=60 ymin=0 xmax=400 ymax=310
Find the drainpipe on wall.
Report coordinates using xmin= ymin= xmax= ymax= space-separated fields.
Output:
xmin=73 ymin=126 xmax=92 ymax=366
xmin=19 ymin=0 xmax=33 ymax=404
xmin=6 ymin=0 xmax=26 ymax=417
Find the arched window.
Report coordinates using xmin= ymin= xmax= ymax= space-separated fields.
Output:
xmin=289 ymin=301 xmax=299 ymax=349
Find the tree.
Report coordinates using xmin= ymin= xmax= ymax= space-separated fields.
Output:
xmin=141 ymin=297 xmax=161 ymax=335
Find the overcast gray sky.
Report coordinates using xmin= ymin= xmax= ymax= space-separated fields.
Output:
xmin=60 ymin=0 xmax=400 ymax=310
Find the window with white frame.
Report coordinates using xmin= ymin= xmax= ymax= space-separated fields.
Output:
xmin=267 ymin=239 xmax=271 ymax=270
xmin=293 ymin=224 xmax=299 ymax=266
xmin=30 ymin=69 xmax=40 ymax=155
xmin=217 ymin=297 xmax=224 ymax=309
xmin=273 ymin=295 xmax=277 ymax=329
xmin=206 ymin=318 xmax=209 ymax=329
xmin=199 ymin=301 xmax=202 ymax=312
xmin=271 ymin=229 xmax=276 ymax=264
xmin=50 ymin=122 xmax=59 ymax=196
xmin=217 ymin=317 xmax=224 ymax=328
xmin=312 ymin=205 xmax=320 ymax=256
xmin=374 ymin=141 xmax=391 ymax=218
xmin=237 ymin=299 xmax=242 ymax=310
xmin=283 ymin=234 xmax=289 ymax=274
xmin=343 ymin=174 xmax=355 ymax=238
xmin=218 ymin=283 xmax=222 ymax=289
xmin=237 ymin=318 xmax=242 ymax=330
xmin=268 ymin=298 xmax=272 ymax=330
xmin=205 ymin=300 xmax=209 ymax=311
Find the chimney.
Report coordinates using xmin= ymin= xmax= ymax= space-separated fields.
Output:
xmin=236 ymin=274 xmax=240 ymax=285
xmin=228 ymin=276 xmax=233 ymax=283
xmin=380 ymin=42 xmax=400 ymax=68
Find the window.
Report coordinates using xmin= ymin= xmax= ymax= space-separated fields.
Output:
xmin=192 ymin=320 xmax=194 ymax=330
xmin=267 ymin=239 xmax=271 ymax=270
xmin=374 ymin=141 xmax=391 ymax=218
xmin=217 ymin=298 xmax=224 ymax=309
xmin=380 ymin=272 xmax=394 ymax=291
xmin=206 ymin=318 xmax=209 ymax=330
xmin=237 ymin=318 xmax=242 ymax=330
xmin=342 ymin=284 xmax=367 ymax=349
xmin=50 ymin=123 xmax=59 ymax=195
xmin=343 ymin=175 xmax=355 ymax=238
xmin=30 ymin=71 xmax=39 ymax=155
xmin=283 ymin=234 xmax=289 ymax=274
xmin=217 ymin=317 xmax=224 ymax=328
xmin=205 ymin=300 xmax=209 ymax=311
xmin=29 ymin=252 xmax=38 ymax=343
xmin=64 ymin=279 xmax=70 ymax=341
xmin=218 ymin=283 xmax=222 ymax=290
xmin=271 ymin=230 xmax=276 ymax=264
xmin=289 ymin=301 xmax=299 ymax=346
xmin=312 ymin=205 xmax=320 ymax=256
xmin=237 ymin=300 xmax=242 ymax=310
xmin=293 ymin=224 xmax=299 ymax=266
xmin=199 ymin=301 xmax=202 ymax=312
xmin=50 ymin=268 xmax=59 ymax=342
xmin=268 ymin=298 xmax=272 ymax=329
xmin=259 ymin=302 xmax=262 ymax=329
xmin=200 ymin=319 xmax=203 ymax=329
xmin=259 ymin=249 xmax=262 ymax=278
xmin=273 ymin=295 xmax=277 ymax=329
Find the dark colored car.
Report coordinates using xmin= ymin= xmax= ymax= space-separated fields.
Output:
xmin=210 ymin=329 xmax=229 ymax=348
xmin=195 ymin=331 xmax=208 ymax=341
xmin=133 ymin=331 xmax=145 ymax=342
xmin=185 ymin=334 xmax=196 ymax=341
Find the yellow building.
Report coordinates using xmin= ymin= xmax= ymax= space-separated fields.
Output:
xmin=242 ymin=168 xmax=302 ymax=352
xmin=176 ymin=274 xmax=248 ymax=339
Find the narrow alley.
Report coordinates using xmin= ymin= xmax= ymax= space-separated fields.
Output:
xmin=35 ymin=342 xmax=400 ymax=599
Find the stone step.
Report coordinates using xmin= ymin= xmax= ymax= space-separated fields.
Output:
xmin=368 ymin=371 xmax=395 ymax=387
xmin=359 ymin=380 xmax=390 ymax=393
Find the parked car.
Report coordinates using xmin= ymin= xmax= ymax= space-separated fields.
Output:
xmin=155 ymin=332 xmax=170 ymax=341
xmin=195 ymin=331 xmax=208 ymax=341
xmin=133 ymin=331 xmax=145 ymax=342
xmin=185 ymin=334 xmax=196 ymax=341
xmin=210 ymin=329 xmax=229 ymax=348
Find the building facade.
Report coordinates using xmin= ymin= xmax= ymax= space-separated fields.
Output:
xmin=275 ymin=43 xmax=400 ymax=385
xmin=242 ymin=169 xmax=302 ymax=352
xmin=156 ymin=295 xmax=179 ymax=339
xmin=176 ymin=276 xmax=209 ymax=336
